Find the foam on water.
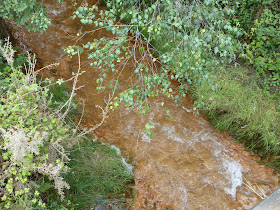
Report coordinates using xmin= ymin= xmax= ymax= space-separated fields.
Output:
xmin=182 ymin=106 xmax=193 ymax=113
xmin=141 ymin=133 xmax=151 ymax=143
xmin=48 ymin=2 xmax=66 ymax=16
xmin=222 ymin=158 xmax=243 ymax=198
xmin=162 ymin=126 xmax=185 ymax=143
xmin=121 ymin=156 xmax=134 ymax=175
xmin=110 ymin=144 xmax=121 ymax=155
xmin=110 ymin=145 xmax=134 ymax=175
xmin=179 ymin=186 xmax=188 ymax=204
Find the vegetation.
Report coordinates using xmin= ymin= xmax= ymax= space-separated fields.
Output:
xmin=67 ymin=0 xmax=280 ymax=168
xmin=233 ymin=0 xmax=280 ymax=92
xmin=0 ymin=40 xmax=71 ymax=209
xmin=0 ymin=0 xmax=53 ymax=32
xmin=0 ymin=0 xmax=280 ymax=208
xmin=0 ymin=39 xmax=134 ymax=208
xmin=192 ymin=65 xmax=280 ymax=156
xmin=64 ymin=140 xmax=134 ymax=209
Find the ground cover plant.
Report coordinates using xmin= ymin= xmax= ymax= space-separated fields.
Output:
xmin=192 ymin=65 xmax=280 ymax=158
xmin=64 ymin=140 xmax=134 ymax=209
xmin=232 ymin=0 xmax=280 ymax=92
xmin=0 ymin=39 xmax=135 ymax=209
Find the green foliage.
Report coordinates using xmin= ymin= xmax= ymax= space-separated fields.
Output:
xmin=67 ymin=0 xmax=244 ymax=134
xmin=0 ymin=40 xmax=71 ymax=208
xmin=0 ymin=64 xmax=13 ymax=95
xmin=0 ymin=41 xmax=28 ymax=95
xmin=47 ymin=82 xmax=70 ymax=109
xmin=233 ymin=0 xmax=280 ymax=92
xmin=0 ymin=0 xmax=50 ymax=31
xmin=64 ymin=140 xmax=134 ymax=209
xmin=145 ymin=123 xmax=155 ymax=138
xmin=72 ymin=5 xmax=98 ymax=25
xmin=0 ymin=0 xmax=63 ymax=32
xmin=45 ymin=81 xmax=78 ymax=121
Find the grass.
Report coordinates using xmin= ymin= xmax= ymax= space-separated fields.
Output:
xmin=63 ymin=140 xmax=134 ymax=209
xmin=48 ymin=82 xmax=78 ymax=115
xmin=25 ymin=80 xmax=134 ymax=209
xmin=40 ymin=80 xmax=79 ymax=126
xmin=40 ymin=80 xmax=135 ymax=208
xmin=192 ymin=65 xmax=280 ymax=166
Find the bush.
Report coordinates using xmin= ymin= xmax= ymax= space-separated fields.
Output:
xmin=0 ymin=0 xmax=52 ymax=32
xmin=0 ymin=39 xmax=135 ymax=209
xmin=233 ymin=0 xmax=280 ymax=92
xmin=0 ymin=39 xmax=71 ymax=208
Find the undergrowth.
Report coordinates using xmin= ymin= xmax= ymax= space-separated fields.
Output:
xmin=192 ymin=65 xmax=280 ymax=169
xmin=45 ymin=81 xmax=79 ymax=126
xmin=0 ymin=39 xmax=135 ymax=209
xmin=0 ymin=39 xmax=71 ymax=209
xmin=64 ymin=140 xmax=134 ymax=209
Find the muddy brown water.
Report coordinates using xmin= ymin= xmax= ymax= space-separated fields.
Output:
xmin=8 ymin=1 xmax=279 ymax=209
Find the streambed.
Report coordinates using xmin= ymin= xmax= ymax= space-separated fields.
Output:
xmin=8 ymin=0 xmax=279 ymax=209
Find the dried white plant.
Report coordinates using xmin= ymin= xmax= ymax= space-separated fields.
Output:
xmin=34 ymin=163 xmax=70 ymax=200
xmin=0 ymin=37 xmax=16 ymax=68
xmin=0 ymin=38 xmax=110 ymax=206
xmin=0 ymin=128 xmax=46 ymax=163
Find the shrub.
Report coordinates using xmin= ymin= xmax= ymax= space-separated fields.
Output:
xmin=0 ymin=39 xmax=135 ymax=209
xmin=0 ymin=0 xmax=53 ymax=32
xmin=233 ymin=0 xmax=280 ymax=92
xmin=0 ymin=39 xmax=71 ymax=208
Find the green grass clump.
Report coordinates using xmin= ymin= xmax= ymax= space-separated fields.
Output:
xmin=192 ymin=65 xmax=280 ymax=163
xmin=64 ymin=140 xmax=134 ymax=209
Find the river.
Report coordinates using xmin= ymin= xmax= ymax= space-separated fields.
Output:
xmin=8 ymin=0 xmax=279 ymax=209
